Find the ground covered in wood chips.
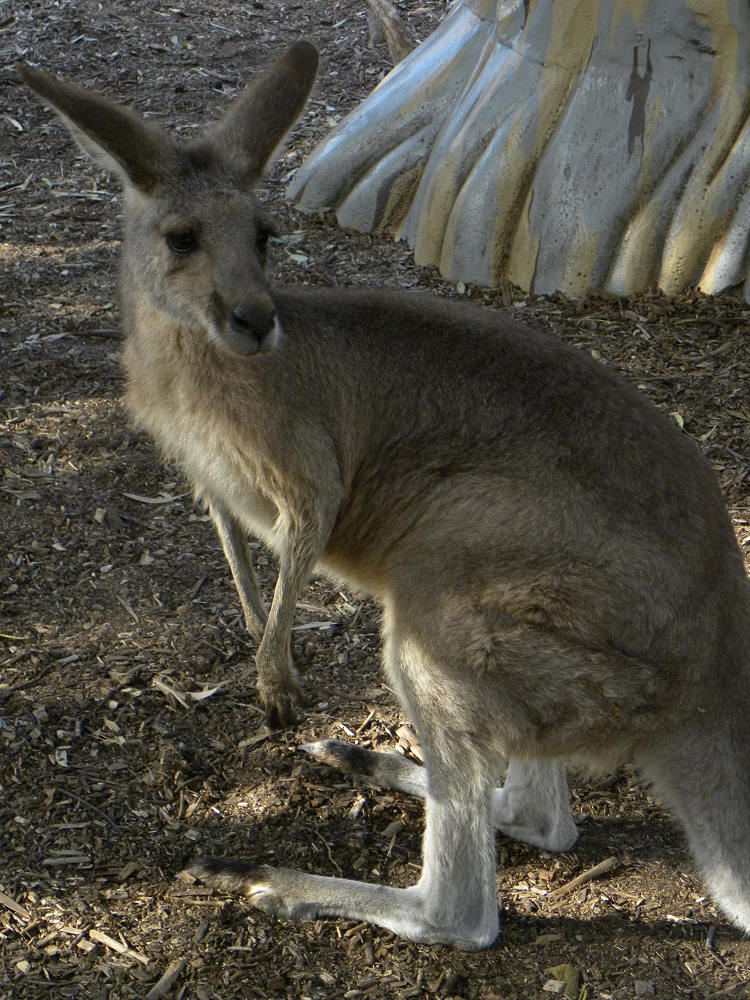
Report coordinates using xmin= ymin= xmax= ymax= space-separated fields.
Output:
xmin=2 ymin=2 xmax=750 ymax=998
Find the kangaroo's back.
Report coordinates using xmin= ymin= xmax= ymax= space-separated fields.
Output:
xmin=19 ymin=44 xmax=750 ymax=948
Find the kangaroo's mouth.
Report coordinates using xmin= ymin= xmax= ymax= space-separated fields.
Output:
xmin=210 ymin=314 xmax=282 ymax=357
xmin=210 ymin=293 xmax=281 ymax=356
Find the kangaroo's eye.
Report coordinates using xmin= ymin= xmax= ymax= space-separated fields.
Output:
xmin=166 ymin=230 xmax=198 ymax=255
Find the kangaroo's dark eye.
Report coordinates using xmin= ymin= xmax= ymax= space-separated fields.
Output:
xmin=166 ymin=230 xmax=199 ymax=255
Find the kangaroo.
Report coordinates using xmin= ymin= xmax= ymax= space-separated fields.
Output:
xmin=18 ymin=43 xmax=750 ymax=950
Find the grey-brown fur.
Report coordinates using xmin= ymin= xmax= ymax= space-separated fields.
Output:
xmin=18 ymin=43 xmax=750 ymax=949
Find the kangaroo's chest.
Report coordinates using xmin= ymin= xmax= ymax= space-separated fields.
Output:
xmin=122 ymin=332 xmax=283 ymax=546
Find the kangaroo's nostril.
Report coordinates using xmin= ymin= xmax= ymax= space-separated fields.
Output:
xmin=230 ymin=299 xmax=276 ymax=338
xmin=230 ymin=304 xmax=253 ymax=330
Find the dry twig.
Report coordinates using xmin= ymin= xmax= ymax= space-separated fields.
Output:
xmin=146 ymin=957 xmax=188 ymax=999
xmin=546 ymin=856 xmax=620 ymax=902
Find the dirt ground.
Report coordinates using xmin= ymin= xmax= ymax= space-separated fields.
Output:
xmin=2 ymin=2 xmax=750 ymax=998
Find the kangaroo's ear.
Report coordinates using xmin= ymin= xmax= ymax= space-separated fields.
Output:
xmin=201 ymin=40 xmax=319 ymax=184
xmin=17 ymin=62 xmax=178 ymax=192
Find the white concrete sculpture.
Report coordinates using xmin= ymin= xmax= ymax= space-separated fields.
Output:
xmin=290 ymin=0 xmax=750 ymax=300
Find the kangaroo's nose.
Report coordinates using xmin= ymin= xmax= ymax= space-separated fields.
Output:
xmin=220 ymin=293 xmax=278 ymax=356
xmin=230 ymin=296 xmax=277 ymax=341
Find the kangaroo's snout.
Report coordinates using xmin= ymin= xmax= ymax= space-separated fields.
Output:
xmin=231 ymin=297 xmax=278 ymax=348
xmin=213 ymin=292 xmax=279 ymax=356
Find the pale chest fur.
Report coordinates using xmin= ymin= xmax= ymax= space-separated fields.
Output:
xmin=121 ymin=322 xmax=283 ymax=548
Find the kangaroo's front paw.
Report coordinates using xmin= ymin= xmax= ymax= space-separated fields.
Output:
xmin=258 ymin=677 xmax=306 ymax=729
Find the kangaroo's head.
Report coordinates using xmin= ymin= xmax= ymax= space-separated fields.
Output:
xmin=18 ymin=42 xmax=318 ymax=357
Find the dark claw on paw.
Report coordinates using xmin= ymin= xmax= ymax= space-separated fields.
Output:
xmin=263 ymin=692 xmax=305 ymax=729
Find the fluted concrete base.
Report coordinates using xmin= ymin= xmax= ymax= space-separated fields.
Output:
xmin=290 ymin=0 xmax=750 ymax=301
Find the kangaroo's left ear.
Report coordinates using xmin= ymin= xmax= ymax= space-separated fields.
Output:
xmin=195 ymin=40 xmax=319 ymax=185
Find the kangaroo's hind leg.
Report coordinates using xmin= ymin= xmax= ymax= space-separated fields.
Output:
xmin=304 ymin=741 xmax=577 ymax=851
xmin=187 ymin=631 xmax=502 ymax=949
xmin=493 ymin=758 xmax=577 ymax=850
xmin=188 ymin=759 xmax=500 ymax=947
